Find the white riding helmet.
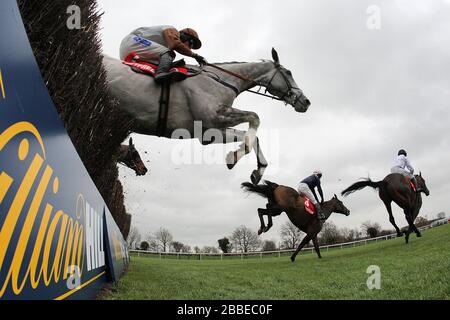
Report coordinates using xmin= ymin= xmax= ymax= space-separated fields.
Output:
xmin=313 ymin=170 xmax=322 ymax=177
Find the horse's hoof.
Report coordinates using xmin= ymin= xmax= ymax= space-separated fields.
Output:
xmin=290 ymin=256 xmax=295 ymax=262
xmin=257 ymin=228 xmax=263 ymax=235
xmin=226 ymin=152 xmax=236 ymax=170
xmin=416 ymin=233 xmax=422 ymax=238
xmin=251 ymin=170 xmax=261 ymax=185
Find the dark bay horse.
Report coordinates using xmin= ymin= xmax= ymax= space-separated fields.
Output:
xmin=242 ymin=181 xmax=350 ymax=262
xmin=341 ymin=173 xmax=429 ymax=244
xmin=117 ymin=137 xmax=148 ymax=176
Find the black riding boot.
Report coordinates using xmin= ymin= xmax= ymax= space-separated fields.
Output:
xmin=154 ymin=52 xmax=175 ymax=84
xmin=412 ymin=176 xmax=422 ymax=193
xmin=316 ymin=203 xmax=326 ymax=221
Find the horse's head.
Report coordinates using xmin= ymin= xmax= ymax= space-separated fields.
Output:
xmin=329 ymin=194 xmax=350 ymax=216
xmin=265 ymin=48 xmax=311 ymax=113
xmin=415 ymin=172 xmax=430 ymax=196
xmin=122 ymin=137 xmax=148 ymax=176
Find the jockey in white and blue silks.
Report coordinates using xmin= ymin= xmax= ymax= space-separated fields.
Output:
xmin=297 ymin=170 xmax=326 ymax=220
xmin=119 ymin=26 xmax=206 ymax=83
xmin=390 ymin=149 xmax=422 ymax=192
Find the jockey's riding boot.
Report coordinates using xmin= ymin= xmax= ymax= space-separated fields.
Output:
xmin=316 ymin=203 xmax=326 ymax=221
xmin=412 ymin=177 xmax=422 ymax=193
xmin=155 ymin=52 xmax=175 ymax=84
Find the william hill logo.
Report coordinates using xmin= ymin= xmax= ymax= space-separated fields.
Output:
xmin=0 ymin=121 xmax=105 ymax=298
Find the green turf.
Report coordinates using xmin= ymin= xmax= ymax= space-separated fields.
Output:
xmin=101 ymin=224 xmax=450 ymax=300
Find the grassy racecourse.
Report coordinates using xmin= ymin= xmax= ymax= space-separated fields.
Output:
xmin=101 ymin=224 xmax=450 ymax=300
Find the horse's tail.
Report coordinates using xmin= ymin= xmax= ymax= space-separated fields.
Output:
xmin=341 ymin=178 xmax=384 ymax=196
xmin=241 ymin=180 xmax=279 ymax=200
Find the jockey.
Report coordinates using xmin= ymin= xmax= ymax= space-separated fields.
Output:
xmin=119 ymin=26 xmax=207 ymax=83
xmin=390 ymin=149 xmax=422 ymax=192
xmin=297 ymin=170 xmax=325 ymax=220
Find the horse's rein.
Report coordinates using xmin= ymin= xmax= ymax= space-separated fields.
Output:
xmin=205 ymin=62 xmax=286 ymax=101
xmin=206 ymin=63 xmax=254 ymax=82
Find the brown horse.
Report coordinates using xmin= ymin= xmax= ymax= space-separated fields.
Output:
xmin=341 ymin=172 xmax=429 ymax=244
xmin=241 ymin=180 xmax=350 ymax=262
xmin=117 ymin=137 xmax=148 ymax=176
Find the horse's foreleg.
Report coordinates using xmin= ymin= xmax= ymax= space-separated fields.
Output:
xmin=290 ymin=234 xmax=312 ymax=263
xmin=312 ymin=236 xmax=322 ymax=259
xmin=218 ymin=128 xmax=267 ymax=184
xmin=250 ymin=137 xmax=268 ymax=185
xmin=216 ymin=108 xmax=259 ymax=169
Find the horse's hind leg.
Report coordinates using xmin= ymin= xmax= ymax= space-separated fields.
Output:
xmin=382 ymin=199 xmax=403 ymax=237
xmin=291 ymin=234 xmax=312 ymax=262
xmin=263 ymin=206 xmax=283 ymax=233
xmin=257 ymin=208 xmax=267 ymax=235
xmin=404 ymin=208 xmax=421 ymax=241
xmin=257 ymin=207 xmax=282 ymax=234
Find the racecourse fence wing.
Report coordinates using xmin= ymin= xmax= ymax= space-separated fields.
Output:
xmin=0 ymin=0 xmax=128 ymax=299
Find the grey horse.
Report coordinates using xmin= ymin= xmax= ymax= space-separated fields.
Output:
xmin=103 ymin=48 xmax=311 ymax=184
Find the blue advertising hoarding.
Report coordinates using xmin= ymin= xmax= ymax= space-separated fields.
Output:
xmin=0 ymin=0 xmax=128 ymax=299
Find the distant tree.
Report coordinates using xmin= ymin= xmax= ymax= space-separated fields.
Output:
xmin=415 ymin=216 xmax=429 ymax=227
xmin=367 ymin=227 xmax=378 ymax=238
xmin=145 ymin=234 xmax=161 ymax=252
xmin=218 ymin=237 xmax=232 ymax=253
xmin=193 ymin=246 xmax=201 ymax=254
xmin=437 ymin=212 xmax=446 ymax=220
xmin=181 ymin=245 xmax=191 ymax=253
xmin=340 ymin=227 xmax=360 ymax=242
xmin=202 ymin=246 xmax=219 ymax=254
xmin=379 ymin=229 xmax=395 ymax=236
xmin=127 ymin=226 xmax=141 ymax=249
xmin=230 ymin=225 xmax=261 ymax=253
xmin=171 ymin=241 xmax=184 ymax=253
xmin=319 ymin=221 xmax=343 ymax=245
xmin=140 ymin=241 xmax=149 ymax=251
xmin=361 ymin=221 xmax=382 ymax=238
xmin=262 ymin=240 xmax=277 ymax=251
xmin=280 ymin=221 xmax=304 ymax=249
xmin=154 ymin=227 xmax=173 ymax=252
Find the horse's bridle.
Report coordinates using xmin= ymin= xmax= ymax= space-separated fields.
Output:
xmin=206 ymin=62 xmax=303 ymax=105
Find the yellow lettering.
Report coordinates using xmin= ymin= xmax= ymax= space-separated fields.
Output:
xmin=41 ymin=210 xmax=63 ymax=286
xmin=9 ymin=165 xmax=53 ymax=293
xmin=0 ymin=68 xmax=5 ymax=99
xmin=29 ymin=204 xmax=53 ymax=288
xmin=0 ymin=154 xmax=43 ymax=280
xmin=0 ymin=172 xmax=13 ymax=204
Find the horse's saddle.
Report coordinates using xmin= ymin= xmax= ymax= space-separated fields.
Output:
xmin=298 ymin=193 xmax=316 ymax=215
xmin=122 ymin=52 xmax=189 ymax=82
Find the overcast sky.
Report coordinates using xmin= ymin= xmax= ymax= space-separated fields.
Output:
xmin=97 ymin=0 xmax=450 ymax=248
